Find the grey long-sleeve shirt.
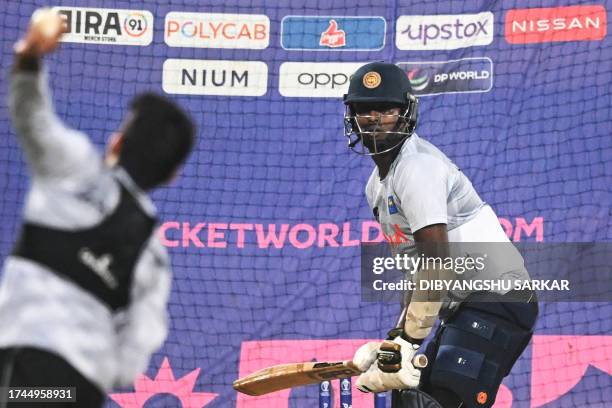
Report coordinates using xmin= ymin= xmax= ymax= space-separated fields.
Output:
xmin=0 ymin=69 xmax=171 ymax=391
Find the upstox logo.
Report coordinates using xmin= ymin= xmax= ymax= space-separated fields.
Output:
xmin=54 ymin=7 xmax=153 ymax=45
xmin=279 ymin=62 xmax=365 ymax=98
xmin=505 ymin=5 xmax=606 ymax=44
xmin=164 ymin=12 xmax=270 ymax=49
xmin=396 ymin=12 xmax=493 ymax=50
xmin=162 ymin=59 xmax=268 ymax=96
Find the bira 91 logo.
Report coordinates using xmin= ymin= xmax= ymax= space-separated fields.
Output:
xmin=54 ymin=7 xmax=153 ymax=46
xmin=281 ymin=16 xmax=385 ymax=50
xmin=319 ymin=19 xmax=346 ymax=48
xmin=162 ymin=59 xmax=268 ymax=96
xmin=165 ymin=12 xmax=270 ymax=49
xmin=396 ymin=12 xmax=493 ymax=50
xmin=505 ymin=5 xmax=607 ymax=44
xmin=279 ymin=62 xmax=365 ymax=98
xmin=397 ymin=58 xmax=493 ymax=96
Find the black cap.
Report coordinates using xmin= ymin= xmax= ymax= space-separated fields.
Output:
xmin=343 ymin=62 xmax=413 ymax=106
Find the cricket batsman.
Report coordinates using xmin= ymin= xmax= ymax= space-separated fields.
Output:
xmin=343 ymin=62 xmax=539 ymax=407
xmin=0 ymin=10 xmax=194 ymax=407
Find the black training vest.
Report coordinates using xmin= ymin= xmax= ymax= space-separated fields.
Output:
xmin=12 ymin=183 xmax=156 ymax=311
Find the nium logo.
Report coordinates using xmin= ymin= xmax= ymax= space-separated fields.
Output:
xmin=396 ymin=12 xmax=494 ymax=50
xmin=164 ymin=12 xmax=270 ymax=49
xmin=398 ymin=58 xmax=493 ymax=96
xmin=162 ymin=59 xmax=268 ymax=96
xmin=279 ymin=62 xmax=365 ymax=98
xmin=281 ymin=16 xmax=385 ymax=51
xmin=54 ymin=7 xmax=153 ymax=46
xmin=505 ymin=5 xmax=607 ymax=44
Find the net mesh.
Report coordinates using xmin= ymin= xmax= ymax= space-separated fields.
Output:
xmin=0 ymin=1 xmax=610 ymax=407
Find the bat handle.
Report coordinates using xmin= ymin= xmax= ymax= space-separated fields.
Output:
xmin=378 ymin=341 xmax=429 ymax=373
xmin=412 ymin=354 xmax=428 ymax=369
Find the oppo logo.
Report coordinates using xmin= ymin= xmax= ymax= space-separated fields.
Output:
xmin=297 ymin=72 xmax=348 ymax=89
xmin=279 ymin=62 xmax=365 ymax=98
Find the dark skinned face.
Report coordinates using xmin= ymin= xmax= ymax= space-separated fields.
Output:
xmin=352 ymin=103 xmax=407 ymax=154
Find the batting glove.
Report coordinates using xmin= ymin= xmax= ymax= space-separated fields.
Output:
xmin=354 ymin=334 xmax=421 ymax=393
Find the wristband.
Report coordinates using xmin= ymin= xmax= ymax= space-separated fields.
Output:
xmin=386 ymin=327 xmax=424 ymax=345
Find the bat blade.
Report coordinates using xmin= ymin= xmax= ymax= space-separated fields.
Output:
xmin=233 ymin=360 xmax=362 ymax=396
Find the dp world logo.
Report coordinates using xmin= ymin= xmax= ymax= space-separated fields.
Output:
xmin=407 ymin=67 xmax=432 ymax=92
xmin=399 ymin=58 xmax=493 ymax=96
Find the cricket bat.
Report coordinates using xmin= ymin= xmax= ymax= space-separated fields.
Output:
xmin=233 ymin=351 xmax=428 ymax=396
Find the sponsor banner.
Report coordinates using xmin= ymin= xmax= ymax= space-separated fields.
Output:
xmin=159 ymin=217 xmax=543 ymax=249
xmin=54 ymin=7 xmax=153 ymax=46
xmin=162 ymin=59 xmax=268 ymax=96
xmin=281 ymin=16 xmax=385 ymax=50
xmin=398 ymin=57 xmax=493 ymax=96
xmin=505 ymin=5 xmax=607 ymax=44
xmin=396 ymin=12 xmax=493 ymax=50
xmin=279 ymin=62 xmax=365 ymax=98
xmin=164 ymin=12 xmax=270 ymax=49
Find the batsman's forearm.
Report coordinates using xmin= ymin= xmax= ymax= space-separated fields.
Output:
xmin=403 ymin=299 xmax=442 ymax=340
xmin=403 ymin=263 xmax=451 ymax=340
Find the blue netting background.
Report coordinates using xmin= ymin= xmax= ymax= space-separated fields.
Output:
xmin=0 ymin=1 xmax=610 ymax=407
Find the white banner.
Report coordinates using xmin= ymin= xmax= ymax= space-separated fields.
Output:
xmin=163 ymin=59 xmax=268 ymax=96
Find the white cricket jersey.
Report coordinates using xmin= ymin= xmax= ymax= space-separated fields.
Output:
xmin=0 ymin=70 xmax=171 ymax=391
xmin=365 ymin=133 xmax=529 ymax=296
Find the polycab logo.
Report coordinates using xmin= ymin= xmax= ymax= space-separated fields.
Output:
xmin=279 ymin=62 xmax=365 ymax=98
xmin=505 ymin=5 xmax=606 ymax=44
xmin=282 ymin=16 xmax=385 ymax=51
xmin=165 ymin=12 xmax=270 ymax=49
xmin=396 ymin=12 xmax=494 ymax=50
xmin=54 ymin=7 xmax=153 ymax=46
xmin=320 ymin=19 xmax=346 ymax=48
